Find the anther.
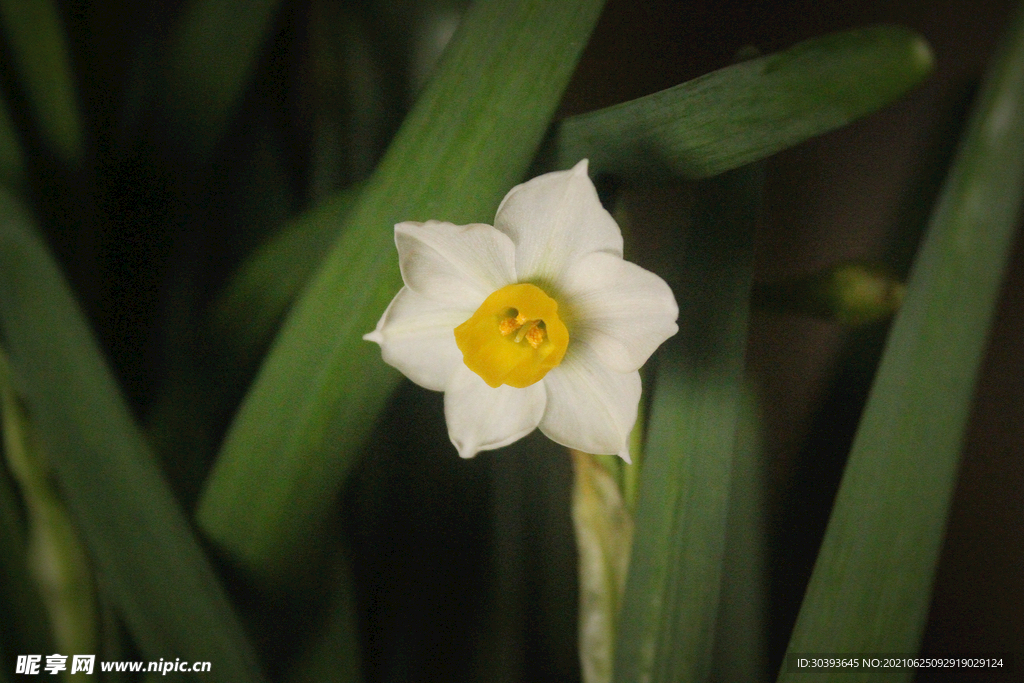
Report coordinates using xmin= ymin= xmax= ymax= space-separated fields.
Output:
xmin=524 ymin=324 xmax=546 ymax=349
xmin=500 ymin=313 xmax=526 ymax=337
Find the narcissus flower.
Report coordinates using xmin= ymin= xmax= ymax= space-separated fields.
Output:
xmin=364 ymin=160 xmax=678 ymax=461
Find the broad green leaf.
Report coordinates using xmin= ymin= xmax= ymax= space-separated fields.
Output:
xmin=712 ymin=388 xmax=767 ymax=683
xmin=556 ymin=26 xmax=933 ymax=180
xmin=0 ymin=0 xmax=82 ymax=164
xmin=614 ymin=166 xmax=762 ymax=683
xmin=0 ymin=191 xmax=266 ymax=683
xmin=163 ymin=0 xmax=282 ymax=159
xmin=778 ymin=5 xmax=1024 ymax=681
xmin=197 ymin=0 xmax=609 ymax=581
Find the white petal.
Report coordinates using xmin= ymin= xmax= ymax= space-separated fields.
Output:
xmin=494 ymin=160 xmax=623 ymax=284
xmin=562 ymin=251 xmax=679 ymax=373
xmin=539 ymin=346 xmax=641 ymax=461
xmin=396 ymin=220 xmax=517 ymax=308
xmin=444 ymin=364 xmax=546 ymax=458
xmin=363 ymin=287 xmax=467 ymax=391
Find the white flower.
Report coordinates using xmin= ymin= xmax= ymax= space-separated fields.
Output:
xmin=364 ymin=160 xmax=678 ymax=461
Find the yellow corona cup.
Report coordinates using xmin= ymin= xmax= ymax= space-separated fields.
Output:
xmin=454 ymin=283 xmax=569 ymax=388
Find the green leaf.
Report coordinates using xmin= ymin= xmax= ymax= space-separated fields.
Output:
xmin=1 ymin=347 xmax=96 ymax=658
xmin=281 ymin=550 xmax=362 ymax=683
xmin=555 ymin=25 xmax=933 ymax=180
xmin=0 ymin=351 xmax=54 ymax=660
xmin=712 ymin=388 xmax=767 ymax=682
xmin=163 ymin=0 xmax=283 ymax=159
xmin=197 ymin=0 xmax=609 ymax=581
xmin=0 ymin=0 xmax=82 ymax=164
xmin=207 ymin=186 xmax=359 ymax=372
xmin=0 ymin=191 xmax=266 ymax=683
xmin=778 ymin=5 xmax=1024 ymax=681
xmin=613 ymin=166 xmax=762 ymax=682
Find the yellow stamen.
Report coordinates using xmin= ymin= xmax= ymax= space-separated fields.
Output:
xmin=499 ymin=313 xmax=525 ymax=337
xmin=524 ymin=323 xmax=545 ymax=349
xmin=454 ymin=283 xmax=568 ymax=388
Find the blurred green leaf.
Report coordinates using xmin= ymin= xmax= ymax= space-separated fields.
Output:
xmin=0 ymin=0 xmax=82 ymax=164
xmin=1 ymin=348 xmax=96 ymax=658
xmin=614 ymin=165 xmax=762 ymax=683
xmin=281 ymin=550 xmax=362 ymax=683
xmin=197 ymin=0 xmax=609 ymax=581
xmin=207 ymin=186 xmax=359 ymax=372
xmin=163 ymin=0 xmax=283 ymax=158
xmin=0 ymin=191 xmax=266 ymax=682
xmin=556 ymin=25 xmax=933 ymax=180
xmin=0 ymin=350 xmax=53 ymax=661
xmin=752 ymin=262 xmax=906 ymax=325
xmin=778 ymin=5 xmax=1024 ymax=681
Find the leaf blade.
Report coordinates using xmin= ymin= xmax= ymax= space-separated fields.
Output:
xmin=778 ymin=5 xmax=1024 ymax=681
xmin=162 ymin=0 xmax=283 ymax=159
xmin=613 ymin=166 xmax=762 ymax=683
xmin=0 ymin=192 xmax=266 ymax=683
xmin=0 ymin=0 xmax=82 ymax=164
xmin=556 ymin=25 xmax=933 ymax=180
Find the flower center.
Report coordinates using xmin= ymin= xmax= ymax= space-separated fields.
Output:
xmin=454 ymin=283 xmax=569 ymax=388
